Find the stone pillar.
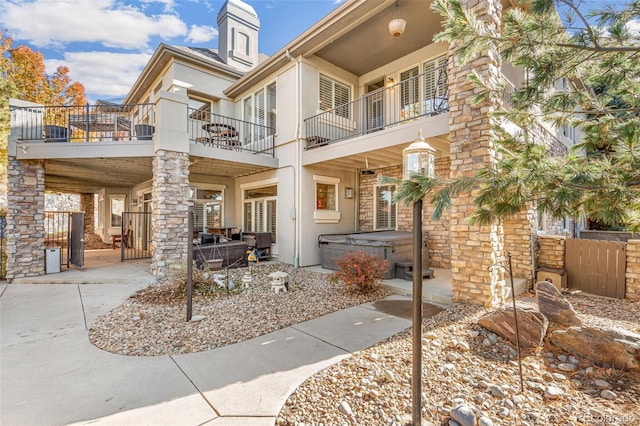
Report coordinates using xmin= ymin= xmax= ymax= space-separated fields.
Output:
xmin=448 ymin=0 xmax=505 ymax=307
xmin=6 ymin=158 xmax=46 ymax=281
xmin=79 ymin=193 xmax=95 ymax=234
xmin=626 ymin=240 xmax=640 ymax=299
xmin=536 ymin=235 xmax=566 ymax=270
xmin=150 ymin=149 xmax=190 ymax=282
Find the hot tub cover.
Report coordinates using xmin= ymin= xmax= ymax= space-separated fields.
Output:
xmin=318 ymin=231 xmax=412 ymax=247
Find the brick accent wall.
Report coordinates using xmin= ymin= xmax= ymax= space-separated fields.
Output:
xmin=503 ymin=206 xmax=536 ymax=281
xmin=150 ymin=150 xmax=190 ymax=282
xmin=358 ymin=159 xmax=451 ymax=269
xmin=448 ymin=0 xmax=505 ymax=307
xmin=536 ymin=235 xmax=565 ymax=270
xmin=6 ymin=158 xmax=46 ymax=280
xmin=626 ymin=240 xmax=640 ymax=299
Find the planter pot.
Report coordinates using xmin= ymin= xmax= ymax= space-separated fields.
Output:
xmin=44 ymin=125 xmax=68 ymax=142
xmin=135 ymin=124 xmax=155 ymax=140
xmin=206 ymin=259 xmax=224 ymax=271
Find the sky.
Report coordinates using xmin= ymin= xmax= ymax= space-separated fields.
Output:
xmin=0 ymin=0 xmax=630 ymax=102
xmin=0 ymin=0 xmax=344 ymax=101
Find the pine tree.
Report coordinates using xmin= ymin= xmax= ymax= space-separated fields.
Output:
xmin=389 ymin=0 xmax=640 ymax=231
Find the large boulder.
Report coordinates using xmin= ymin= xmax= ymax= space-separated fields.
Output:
xmin=550 ymin=326 xmax=640 ymax=370
xmin=479 ymin=302 xmax=548 ymax=349
xmin=535 ymin=281 xmax=582 ymax=326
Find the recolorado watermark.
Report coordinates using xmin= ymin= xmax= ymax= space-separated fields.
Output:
xmin=576 ymin=412 xmax=637 ymax=425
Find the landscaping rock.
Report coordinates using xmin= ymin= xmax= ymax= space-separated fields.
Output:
xmin=450 ymin=404 xmax=476 ymax=426
xmin=478 ymin=303 xmax=548 ymax=349
xmin=535 ymin=281 xmax=582 ymax=326
xmin=550 ymin=326 xmax=640 ymax=370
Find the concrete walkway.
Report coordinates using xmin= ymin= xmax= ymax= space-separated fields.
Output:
xmin=1 ymin=250 xmax=452 ymax=425
xmin=0 ymin=281 xmax=431 ymax=425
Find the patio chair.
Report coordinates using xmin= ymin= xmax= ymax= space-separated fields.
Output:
xmin=111 ymin=229 xmax=132 ymax=249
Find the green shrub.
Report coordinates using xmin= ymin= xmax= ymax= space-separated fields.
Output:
xmin=330 ymin=251 xmax=389 ymax=293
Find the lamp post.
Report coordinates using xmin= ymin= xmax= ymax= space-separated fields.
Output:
xmin=403 ymin=131 xmax=435 ymax=425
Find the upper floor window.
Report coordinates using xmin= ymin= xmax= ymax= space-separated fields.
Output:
xmin=319 ymin=74 xmax=350 ymax=118
xmin=423 ymin=55 xmax=448 ymax=113
xmin=243 ymin=82 xmax=277 ymax=139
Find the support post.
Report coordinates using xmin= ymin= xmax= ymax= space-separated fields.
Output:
xmin=412 ymin=198 xmax=423 ymax=425
xmin=186 ymin=204 xmax=193 ymax=321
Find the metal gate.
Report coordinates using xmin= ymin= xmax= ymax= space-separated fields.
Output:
xmin=566 ymin=238 xmax=626 ymax=298
xmin=120 ymin=212 xmax=152 ymax=261
xmin=70 ymin=212 xmax=85 ymax=269
xmin=45 ymin=211 xmax=71 ymax=269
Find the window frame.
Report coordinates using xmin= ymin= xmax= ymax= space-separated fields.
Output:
xmin=313 ymin=175 xmax=341 ymax=223
xmin=374 ymin=184 xmax=397 ymax=231
xmin=319 ymin=73 xmax=352 ymax=119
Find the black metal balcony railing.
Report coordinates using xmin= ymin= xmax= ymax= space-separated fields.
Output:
xmin=304 ymin=63 xmax=448 ymax=149
xmin=188 ymin=109 xmax=275 ymax=157
xmin=13 ymin=103 xmax=156 ymax=143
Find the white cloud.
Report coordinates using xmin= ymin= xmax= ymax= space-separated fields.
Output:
xmin=187 ymin=24 xmax=218 ymax=43
xmin=627 ymin=19 xmax=640 ymax=36
xmin=140 ymin=0 xmax=176 ymax=13
xmin=44 ymin=51 xmax=152 ymax=100
xmin=0 ymin=0 xmax=187 ymax=49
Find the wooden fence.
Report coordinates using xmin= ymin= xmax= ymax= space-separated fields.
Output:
xmin=566 ymin=238 xmax=627 ymax=298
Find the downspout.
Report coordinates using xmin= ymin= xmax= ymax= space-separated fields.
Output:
xmin=286 ymin=49 xmax=302 ymax=268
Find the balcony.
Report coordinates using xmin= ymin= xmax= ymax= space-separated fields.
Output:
xmin=304 ymin=63 xmax=448 ymax=149
xmin=12 ymin=103 xmax=156 ymax=143
xmin=188 ymin=110 xmax=275 ymax=157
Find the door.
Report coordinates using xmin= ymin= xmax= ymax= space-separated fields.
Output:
xmin=366 ymin=79 xmax=385 ymax=132
xmin=70 ymin=212 xmax=85 ymax=270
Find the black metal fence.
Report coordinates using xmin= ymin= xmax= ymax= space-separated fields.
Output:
xmin=12 ymin=103 xmax=155 ymax=143
xmin=120 ymin=212 xmax=152 ymax=261
xmin=304 ymin=63 xmax=449 ymax=148
xmin=188 ymin=110 xmax=275 ymax=156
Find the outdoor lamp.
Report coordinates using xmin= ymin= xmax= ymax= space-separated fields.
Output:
xmin=388 ymin=0 xmax=406 ymax=37
xmin=402 ymin=130 xmax=435 ymax=179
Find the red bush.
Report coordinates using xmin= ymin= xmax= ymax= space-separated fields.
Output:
xmin=330 ymin=251 xmax=389 ymax=293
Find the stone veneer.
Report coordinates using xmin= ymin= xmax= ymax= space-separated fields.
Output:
xmin=448 ymin=0 xmax=505 ymax=306
xmin=625 ymin=240 xmax=640 ymax=299
xmin=6 ymin=158 xmax=45 ymax=280
xmin=536 ymin=235 xmax=566 ymax=270
xmin=357 ymin=159 xmax=451 ymax=269
xmin=150 ymin=149 xmax=190 ymax=282
xmin=79 ymin=193 xmax=95 ymax=234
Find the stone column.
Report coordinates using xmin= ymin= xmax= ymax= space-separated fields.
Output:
xmin=150 ymin=150 xmax=190 ymax=282
xmin=626 ymin=240 xmax=640 ymax=299
xmin=79 ymin=193 xmax=95 ymax=234
xmin=6 ymin=158 xmax=46 ymax=281
xmin=448 ymin=0 xmax=505 ymax=307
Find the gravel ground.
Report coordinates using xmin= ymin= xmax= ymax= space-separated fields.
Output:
xmin=276 ymin=293 xmax=640 ymax=426
xmin=89 ymin=265 xmax=639 ymax=426
xmin=89 ymin=262 xmax=391 ymax=356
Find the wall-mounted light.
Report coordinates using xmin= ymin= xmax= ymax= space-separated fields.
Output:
xmin=386 ymin=77 xmax=395 ymax=87
xmin=388 ymin=0 xmax=407 ymax=37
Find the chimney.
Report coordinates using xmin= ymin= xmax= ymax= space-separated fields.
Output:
xmin=217 ymin=0 xmax=260 ymax=72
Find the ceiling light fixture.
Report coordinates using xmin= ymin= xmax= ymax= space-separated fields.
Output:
xmin=388 ymin=0 xmax=406 ymax=37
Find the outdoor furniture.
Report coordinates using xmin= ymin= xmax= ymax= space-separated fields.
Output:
xmin=134 ymin=124 xmax=154 ymax=140
xmin=194 ymin=240 xmax=249 ymax=269
xmin=111 ymin=229 xmax=132 ymax=249
xmin=203 ymin=123 xmax=240 ymax=149
xmin=43 ymin=125 xmax=68 ymax=142
xmin=306 ymin=135 xmax=330 ymax=149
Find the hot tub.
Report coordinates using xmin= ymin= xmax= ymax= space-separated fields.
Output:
xmin=318 ymin=231 xmax=414 ymax=279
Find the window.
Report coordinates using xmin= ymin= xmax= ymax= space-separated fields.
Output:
xmin=319 ymin=74 xmax=351 ymax=118
xmin=375 ymin=185 xmax=396 ymax=230
xmin=193 ymin=189 xmax=224 ymax=233
xmin=243 ymin=184 xmax=277 ymax=243
xmin=243 ymin=82 xmax=277 ymax=144
xmin=110 ymin=196 xmax=125 ymax=228
xmin=314 ymin=175 xmax=341 ymax=223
